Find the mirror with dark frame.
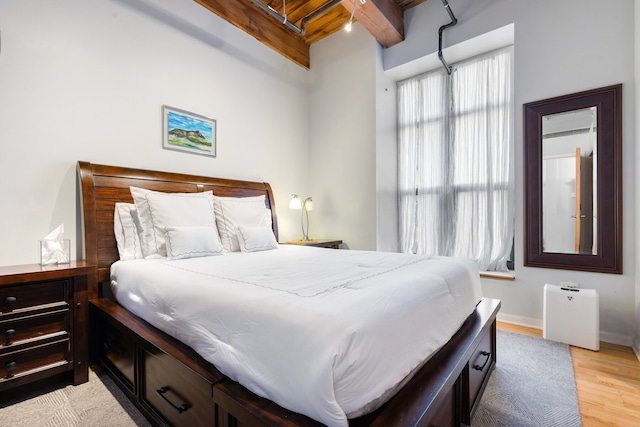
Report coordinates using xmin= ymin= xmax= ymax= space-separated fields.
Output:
xmin=524 ymin=84 xmax=622 ymax=274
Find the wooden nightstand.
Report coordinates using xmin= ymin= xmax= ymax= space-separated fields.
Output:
xmin=0 ymin=261 xmax=95 ymax=395
xmin=286 ymin=239 xmax=343 ymax=249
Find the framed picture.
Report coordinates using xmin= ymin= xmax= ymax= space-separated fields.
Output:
xmin=162 ymin=105 xmax=216 ymax=157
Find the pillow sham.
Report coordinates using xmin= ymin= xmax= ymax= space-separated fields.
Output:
xmin=164 ymin=225 xmax=224 ymax=260
xmin=236 ymin=226 xmax=278 ymax=253
xmin=113 ymin=203 xmax=144 ymax=260
xmin=213 ymin=195 xmax=272 ymax=252
xmin=130 ymin=187 xmax=217 ymax=258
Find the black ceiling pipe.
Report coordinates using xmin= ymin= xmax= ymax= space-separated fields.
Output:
xmin=438 ymin=0 xmax=458 ymax=75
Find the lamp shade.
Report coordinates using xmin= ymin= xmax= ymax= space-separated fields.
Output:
xmin=289 ymin=195 xmax=302 ymax=210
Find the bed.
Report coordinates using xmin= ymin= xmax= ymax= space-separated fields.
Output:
xmin=77 ymin=161 xmax=500 ymax=427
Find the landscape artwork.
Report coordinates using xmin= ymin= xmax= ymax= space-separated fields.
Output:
xmin=162 ymin=105 xmax=216 ymax=157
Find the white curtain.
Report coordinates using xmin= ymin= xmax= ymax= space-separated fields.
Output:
xmin=398 ymin=47 xmax=514 ymax=271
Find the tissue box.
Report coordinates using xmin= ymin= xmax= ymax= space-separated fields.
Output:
xmin=40 ymin=239 xmax=70 ymax=265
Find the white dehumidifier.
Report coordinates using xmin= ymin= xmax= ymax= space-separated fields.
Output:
xmin=543 ymin=283 xmax=600 ymax=351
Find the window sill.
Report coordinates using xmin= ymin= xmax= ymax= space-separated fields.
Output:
xmin=480 ymin=271 xmax=515 ymax=281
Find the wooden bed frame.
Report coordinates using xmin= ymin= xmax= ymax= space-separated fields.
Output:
xmin=77 ymin=160 xmax=500 ymax=427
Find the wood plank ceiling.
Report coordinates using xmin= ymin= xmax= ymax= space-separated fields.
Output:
xmin=194 ymin=0 xmax=429 ymax=69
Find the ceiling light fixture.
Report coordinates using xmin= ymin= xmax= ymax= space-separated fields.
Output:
xmin=345 ymin=0 xmax=365 ymax=32
xmin=282 ymin=0 xmax=287 ymax=24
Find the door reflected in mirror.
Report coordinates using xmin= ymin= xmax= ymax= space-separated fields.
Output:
xmin=542 ymin=107 xmax=597 ymax=255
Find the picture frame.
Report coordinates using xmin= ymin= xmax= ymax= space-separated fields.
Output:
xmin=162 ymin=105 xmax=216 ymax=157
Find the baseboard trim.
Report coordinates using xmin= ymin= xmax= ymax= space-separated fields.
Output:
xmin=496 ymin=313 xmax=542 ymax=330
xmin=497 ymin=314 xmax=634 ymax=348
xmin=600 ymin=331 xmax=633 ymax=347
xmin=632 ymin=339 xmax=640 ymax=363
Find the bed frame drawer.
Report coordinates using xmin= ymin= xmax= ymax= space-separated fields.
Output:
xmin=98 ymin=311 xmax=135 ymax=392
xmin=460 ymin=321 xmax=497 ymax=425
xmin=468 ymin=327 xmax=494 ymax=409
xmin=426 ymin=384 xmax=456 ymax=427
xmin=141 ymin=345 xmax=215 ymax=427
xmin=213 ymin=378 xmax=323 ymax=427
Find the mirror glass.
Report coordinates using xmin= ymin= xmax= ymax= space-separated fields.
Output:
xmin=542 ymin=107 xmax=597 ymax=255
xmin=523 ymin=84 xmax=622 ymax=274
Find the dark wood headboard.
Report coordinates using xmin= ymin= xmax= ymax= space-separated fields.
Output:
xmin=77 ymin=161 xmax=278 ymax=293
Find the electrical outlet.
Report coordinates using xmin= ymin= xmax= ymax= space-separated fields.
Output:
xmin=560 ymin=281 xmax=579 ymax=289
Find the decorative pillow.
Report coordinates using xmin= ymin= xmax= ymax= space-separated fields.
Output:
xmin=213 ymin=195 xmax=273 ymax=252
xmin=130 ymin=187 xmax=217 ymax=258
xmin=237 ymin=226 xmax=278 ymax=253
xmin=113 ymin=203 xmax=144 ymax=260
xmin=164 ymin=226 xmax=224 ymax=260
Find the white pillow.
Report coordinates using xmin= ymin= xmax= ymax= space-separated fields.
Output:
xmin=113 ymin=203 xmax=144 ymax=260
xmin=130 ymin=187 xmax=217 ymax=258
xmin=213 ymin=195 xmax=273 ymax=252
xmin=237 ymin=226 xmax=278 ymax=253
xmin=164 ymin=226 xmax=224 ymax=260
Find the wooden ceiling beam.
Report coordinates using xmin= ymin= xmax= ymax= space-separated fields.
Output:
xmin=194 ymin=0 xmax=311 ymax=69
xmin=193 ymin=0 xmax=412 ymax=68
xmin=342 ymin=0 xmax=404 ymax=48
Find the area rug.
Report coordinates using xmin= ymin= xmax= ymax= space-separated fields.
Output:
xmin=0 ymin=367 xmax=151 ymax=427
xmin=0 ymin=331 xmax=581 ymax=426
xmin=472 ymin=330 xmax=582 ymax=427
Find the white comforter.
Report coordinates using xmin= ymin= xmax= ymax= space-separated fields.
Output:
xmin=110 ymin=245 xmax=482 ymax=426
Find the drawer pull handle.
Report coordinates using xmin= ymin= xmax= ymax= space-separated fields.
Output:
xmin=156 ymin=386 xmax=189 ymax=414
xmin=5 ymin=328 xmax=16 ymax=345
xmin=473 ymin=350 xmax=491 ymax=372
xmin=6 ymin=361 xmax=17 ymax=378
xmin=3 ymin=296 xmax=17 ymax=307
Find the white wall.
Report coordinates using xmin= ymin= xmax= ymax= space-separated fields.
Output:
xmin=379 ymin=0 xmax=637 ymax=345
xmin=308 ymin=25 xmax=378 ymax=250
xmin=0 ymin=0 xmax=311 ymax=265
xmin=307 ymin=26 xmax=398 ymax=253
xmin=375 ymin=44 xmax=399 ymax=253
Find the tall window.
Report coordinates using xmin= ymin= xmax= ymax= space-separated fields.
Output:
xmin=397 ymin=47 xmax=514 ymax=271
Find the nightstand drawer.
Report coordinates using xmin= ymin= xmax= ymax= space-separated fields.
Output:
xmin=142 ymin=345 xmax=214 ymax=426
xmin=0 ymin=280 xmax=68 ymax=313
xmin=1 ymin=308 xmax=69 ymax=347
xmin=0 ymin=338 xmax=71 ymax=382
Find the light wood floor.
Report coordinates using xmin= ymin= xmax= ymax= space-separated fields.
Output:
xmin=498 ymin=322 xmax=640 ymax=426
